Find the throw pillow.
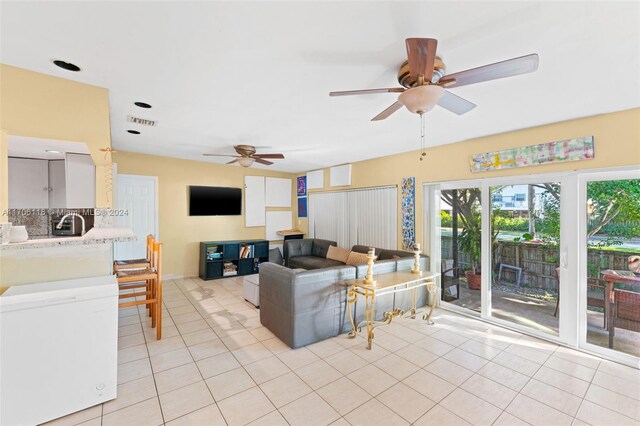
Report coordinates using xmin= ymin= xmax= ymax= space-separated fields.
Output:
xmin=346 ymin=251 xmax=376 ymax=266
xmin=268 ymin=248 xmax=284 ymax=265
xmin=326 ymin=246 xmax=351 ymax=264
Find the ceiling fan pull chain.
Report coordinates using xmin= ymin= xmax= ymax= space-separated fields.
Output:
xmin=419 ymin=112 xmax=427 ymax=161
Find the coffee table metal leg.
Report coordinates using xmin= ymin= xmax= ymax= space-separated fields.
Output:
xmin=347 ymin=286 xmax=358 ymax=338
xmin=410 ymin=286 xmax=417 ymax=319
xmin=422 ymin=281 xmax=436 ymax=325
xmin=366 ymin=291 xmax=375 ymax=350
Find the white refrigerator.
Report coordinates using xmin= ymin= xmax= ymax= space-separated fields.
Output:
xmin=0 ymin=275 xmax=118 ymax=425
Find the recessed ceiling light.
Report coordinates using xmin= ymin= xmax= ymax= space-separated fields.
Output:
xmin=51 ymin=59 xmax=81 ymax=72
xmin=45 ymin=150 xmax=64 ymax=154
xmin=134 ymin=102 xmax=152 ymax=109
xmin=127 ymin=130 xmax=141 ymax=135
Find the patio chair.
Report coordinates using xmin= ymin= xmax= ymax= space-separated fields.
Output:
xmin=587 ymin=278 xmax=607 ymax=329
xmin=555 ymin=269 xmax=607 ymax=328
xmin=441 ymin=265 xmax=460 ymax=302
xmin=608 ymin=288 xmax=640 ymax=349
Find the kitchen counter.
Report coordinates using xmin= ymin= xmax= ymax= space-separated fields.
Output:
xmin=0 ymin=227 xmax=136 ymax=290
xmin=0 ymin=227 xmax=136 ymax=251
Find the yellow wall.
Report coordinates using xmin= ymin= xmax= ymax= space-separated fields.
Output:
xmin=113 ymin=151 xmax=297 ymax=278
xmin=299 ymin=108 xmax=640 ymax=250
xmin=0 ymin=64 xmax=113 ymax=220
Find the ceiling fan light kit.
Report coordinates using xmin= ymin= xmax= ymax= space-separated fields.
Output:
xmin=237 ymin=157 xmax=255 ymax=167
xmin=398 ymin=85 xmax=445 ymax=114
xmin=203 ymin=144 xmax=285 ymax=168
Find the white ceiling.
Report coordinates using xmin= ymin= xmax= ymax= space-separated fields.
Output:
xmin=7 ymin=136 xmax=90 ymax=160
xmin=1 ymin=1 xmax=638 ymax=173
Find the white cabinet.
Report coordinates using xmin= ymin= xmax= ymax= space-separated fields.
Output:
xmin=65 ymin=154 xmax=95 ymax=208
xmin=48 ymin=160 xmax=66 ymax=208
xmin=8 ymin=158 xmax=49 ymax=209
xmin=8 ymin=155 xmax=95 ymax=209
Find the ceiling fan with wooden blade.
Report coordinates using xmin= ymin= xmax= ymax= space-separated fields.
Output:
xmin=203 ymin=144 xmax=285 ymax=167
xmin=329 ymin=37 xmax=538 ymax=121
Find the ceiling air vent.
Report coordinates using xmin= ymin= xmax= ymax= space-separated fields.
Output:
xmin=127 ymin=115 xmax=157 ymax=127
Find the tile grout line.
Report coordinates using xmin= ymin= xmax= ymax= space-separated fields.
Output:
xmin=171 ymin=276 xmax=289 ymax=426
xmin=99 ymin=276 xmax=639 ymax=426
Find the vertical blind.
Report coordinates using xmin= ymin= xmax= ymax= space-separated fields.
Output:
xmin=308 ymin=186 xmax=397 ymax=249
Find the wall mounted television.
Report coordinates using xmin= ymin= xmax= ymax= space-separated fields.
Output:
xmin=189 ymin=186 xmax=242 ymax=216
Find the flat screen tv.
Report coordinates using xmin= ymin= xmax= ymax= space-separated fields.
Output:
xmin=189 ymin=186 xmax=242 ymax=216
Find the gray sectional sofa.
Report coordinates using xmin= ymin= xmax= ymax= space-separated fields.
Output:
xmin=260 ymin=238 xmax=429 ymax=348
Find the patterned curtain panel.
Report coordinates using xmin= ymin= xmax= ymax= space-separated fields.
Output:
xmin=401 ymin=177 xmax=416 ymax=250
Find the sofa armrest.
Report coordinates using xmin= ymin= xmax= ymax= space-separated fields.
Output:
xmin=259 ymin=262 xmax=355 ymax=348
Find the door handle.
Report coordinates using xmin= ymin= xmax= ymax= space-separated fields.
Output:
xmin=560 ymin=252 xmax=568 ymax=268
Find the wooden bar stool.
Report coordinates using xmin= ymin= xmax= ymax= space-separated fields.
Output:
xmin=114 ymin=235 xmax=155 ymax=314
xmin=117 ymin=242 xmax=163 ymax=340
xmin=114 ymin=235 xmax=154 ymax=273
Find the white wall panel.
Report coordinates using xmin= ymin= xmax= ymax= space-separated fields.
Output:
xmin=244 ymin=176 xmax=265 ymax=227
xmin=265 ymin=211 xmax=292 ymax=241
xmin=265 ymin=177 xmax=291 ymax=207
xmin=307 ymin=170 xmax=324 ymax=189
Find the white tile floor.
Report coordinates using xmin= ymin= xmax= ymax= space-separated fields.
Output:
xmin=45 ymin=276 xmax=640 ymax=426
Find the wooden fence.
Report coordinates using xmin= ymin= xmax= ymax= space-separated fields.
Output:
xmin=441 ymin=236 xmax=637 ymax=290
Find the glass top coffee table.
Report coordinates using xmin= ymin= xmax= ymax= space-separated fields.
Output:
xmin=343 ymin=271 xmax=438 ymax=349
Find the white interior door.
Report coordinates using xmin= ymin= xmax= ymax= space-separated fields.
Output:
xmin=115 ymin=174 xmax=157 ymax=260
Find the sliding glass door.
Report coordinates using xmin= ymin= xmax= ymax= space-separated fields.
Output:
xmin=490 ymin=182 xmax=561 ymax=336
xmin=438 ymin=186 xmax=483 ymax=315
xmin=579 ymin=170 xmax=640 ymax=366
xmin=428 ymin=168 xmax=640 ymax=367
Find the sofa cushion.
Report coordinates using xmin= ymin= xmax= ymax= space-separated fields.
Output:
xmin=326 ymin=246 xmax=351 ymax=263
xmin=351 ymin=245 xmax=371 ymax=254
xmin=290 ymin=256 xmax=345 ymax=270
xmin=311 ymin=239 xmax=336 ymax=258
xmin=346 ymin=251 xmax=374 ymax=266
xmin=269 ymin=248 xmax=284 ymax=265
xmin=378 ymin=249 xmax=412 ymax=260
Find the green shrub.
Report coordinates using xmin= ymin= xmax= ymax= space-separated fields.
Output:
xmin=493 ymin=216 xmax=529 ymax=231
xmin=441 ymin=211 xmax=452 ymax=227
xmin=598 ymin=223 xmax=640 ymax=237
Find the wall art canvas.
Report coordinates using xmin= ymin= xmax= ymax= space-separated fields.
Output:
xmin=401 ymin=177 xmax=416 ymax=250
xmin=297 ymin=197 xmax=307 ymax=218
xmin=297 ymin=176 xmax=307 ymax=196
xmin=470 ymin=136 xmax=594 ymax=172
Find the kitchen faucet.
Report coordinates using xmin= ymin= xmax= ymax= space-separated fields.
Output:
xmin=56 ymin=212 xmax=86 ymax=236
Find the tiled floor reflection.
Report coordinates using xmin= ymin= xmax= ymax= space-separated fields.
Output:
xmin=45 ymin=276 xmax=640 ymax=426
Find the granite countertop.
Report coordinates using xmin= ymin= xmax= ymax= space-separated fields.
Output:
xmin=0 ymin=227 xmax=137 ymax=251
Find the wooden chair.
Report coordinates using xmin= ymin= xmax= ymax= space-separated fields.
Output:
xmin=608 ymin=288 xmax=640 ymax=349
xmin=117 ymin=241 xmax=163 ymax=340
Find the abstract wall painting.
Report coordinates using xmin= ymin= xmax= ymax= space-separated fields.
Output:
xmin=470 ymin=136 xmax=594 ymax=172
xmin=401 ymin=177 xmax=416 ymax=250
xmin=297 ymin=197 xmax=307 ymax=218
xmin=297 ymin=176 xmax=307 ymax=196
